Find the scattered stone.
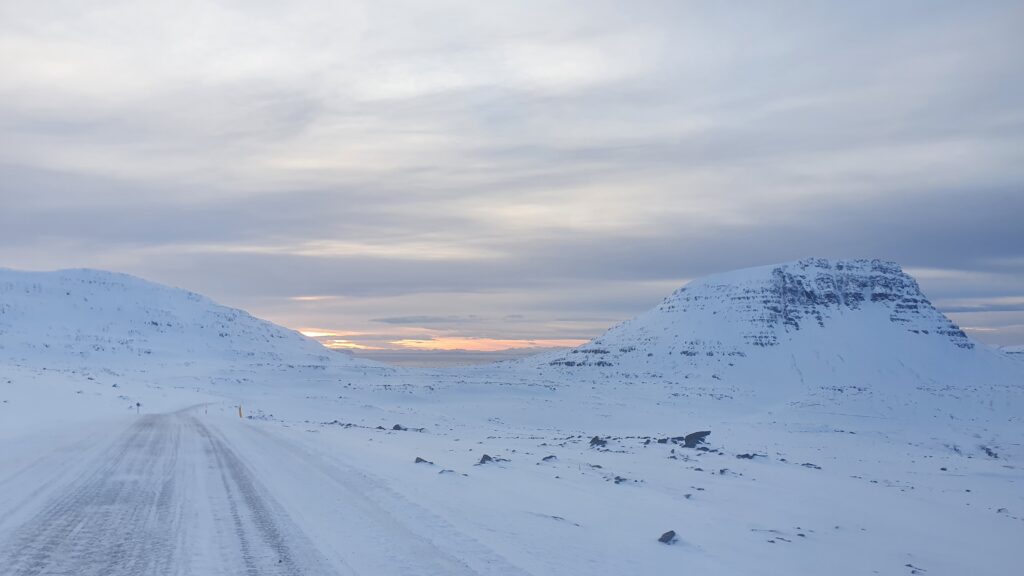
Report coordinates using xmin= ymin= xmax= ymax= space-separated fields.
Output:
xmin=736 ymin=453 xmax=763 ymax=459
xmin=479 ymin=454 xmax=494 ymax=464
xmin=683 ymin=431 xmax=711 ymax=448
xmin=393 ymin=424 xmax=406 ymax=431
xmin=658 ymin=530 xmax=678 ymax=544
xmin=590 ymin=436 xmax=607 ymax=447
xmin=414 ymin=457 xmax=433 ymax=465
xmin=542 ymin=455 xmax=558 ymax=462
xmin=905 ymin=562 xmax=927 ymax=574
xmin=980 ymin=445 xmax=999 ymax=459
xmin=323 ymin=420 xmax=359 ymax=428
xmin=801 ymin=462 xmax=822 ymax=470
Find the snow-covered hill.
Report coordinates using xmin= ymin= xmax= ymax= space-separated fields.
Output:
xmin=512 ymin=258 xmax=1021 ymax=422
xmin=0 ymin=268 xmax=382 ymax=378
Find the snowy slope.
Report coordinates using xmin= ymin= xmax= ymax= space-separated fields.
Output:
xmin=0 ymin=268 xmax=389 ymax=412
xmin=0 ymin=268 xmax=373 ymax=370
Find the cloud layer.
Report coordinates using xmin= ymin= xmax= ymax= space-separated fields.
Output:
xmin=2 ymin=1 xmax=1022 ymax=350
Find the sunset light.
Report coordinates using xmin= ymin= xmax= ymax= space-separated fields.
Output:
xmin=299 ymin=330 xmax=342 ymax=338
xmin=321 ymin=339 xmax=380 ymax=350
xmin=299 ymin=329 xmax=385 ymax=349
xmin=389 ymin=337 xmax=588 ymax=352
xmin=299 ymin=328 xmax=587 ymax=352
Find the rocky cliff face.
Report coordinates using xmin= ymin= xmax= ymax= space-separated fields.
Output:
xmin=667 ymin=258 xmax=971 ymax=348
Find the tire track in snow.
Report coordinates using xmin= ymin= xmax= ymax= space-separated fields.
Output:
xmin=0 ymin=412 xmax=338 ymax=576
xmin=189 ymin=415 xmax=340 ymax=576
xmin=0 ymin=415 xmax=182 ymax=576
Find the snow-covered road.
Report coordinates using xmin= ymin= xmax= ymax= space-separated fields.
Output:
xmin=0 ymin=408 xmax=523 ymax=576
xmin=0 ymin=409 xmax=334 ymax=575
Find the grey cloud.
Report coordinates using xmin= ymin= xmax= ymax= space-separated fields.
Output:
xmin=940 ymin=304 xmax=1024 ymax=314
xmin=1 ymin=0 xmax=1022 ymax=349
xmin=372 ymin=315 xmax=482 ymax=325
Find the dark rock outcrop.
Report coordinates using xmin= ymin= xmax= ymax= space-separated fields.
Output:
xmin=683 ymin=431 xmax=711 ymax=448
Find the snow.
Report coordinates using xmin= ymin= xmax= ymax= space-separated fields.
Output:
xmin=1000 ymin=344 xmax=1024 ymax=359
xmin=0 ymin=267 xmax=385 ymax=373
xmin=1 ymin=259 xmax=1022 ymax=575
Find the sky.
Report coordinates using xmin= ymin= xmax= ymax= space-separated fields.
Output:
xmin=1 ymin=0 xmax=1023 ymax=359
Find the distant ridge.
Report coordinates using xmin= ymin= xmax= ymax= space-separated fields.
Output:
xmin=0 ymin=268 xmax=383 ymax=377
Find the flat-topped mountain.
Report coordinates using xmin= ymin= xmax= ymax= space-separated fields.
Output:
xmin=547 ymin=258 xmax=973 ymax=368
xmin=523 ymin=258 xmax=1021 ymax=420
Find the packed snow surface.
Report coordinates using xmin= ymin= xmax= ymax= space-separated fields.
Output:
xmin=1 ymin=260 xmax=1021 ymax=575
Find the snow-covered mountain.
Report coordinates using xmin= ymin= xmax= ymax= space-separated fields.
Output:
xmin=1000 ymin=344 xmax=1024 ymax=359
xmin=0 ymin=268 xmax=378 ymax=377
xmin=520 ymin=258 xmax=1022 ymax=421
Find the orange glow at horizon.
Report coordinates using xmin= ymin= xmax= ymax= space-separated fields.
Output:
xmin=389 ymin=337 xmax=588 ymax=352
xmin=300 ymin=328 xmax=588 ymax=353
xmin=300 ymin=330 xmax=341 ymax=338
xmin=299 ymin=328 xmax=367 ymax=339
xmin=321 ymin=339 xmax=383 ymax=350
xmin=299 ymin=328 xmax=386 ymax=350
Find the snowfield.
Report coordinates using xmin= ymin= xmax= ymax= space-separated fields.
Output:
xmin=1 ymin=260 xmax=1022 ymax=575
